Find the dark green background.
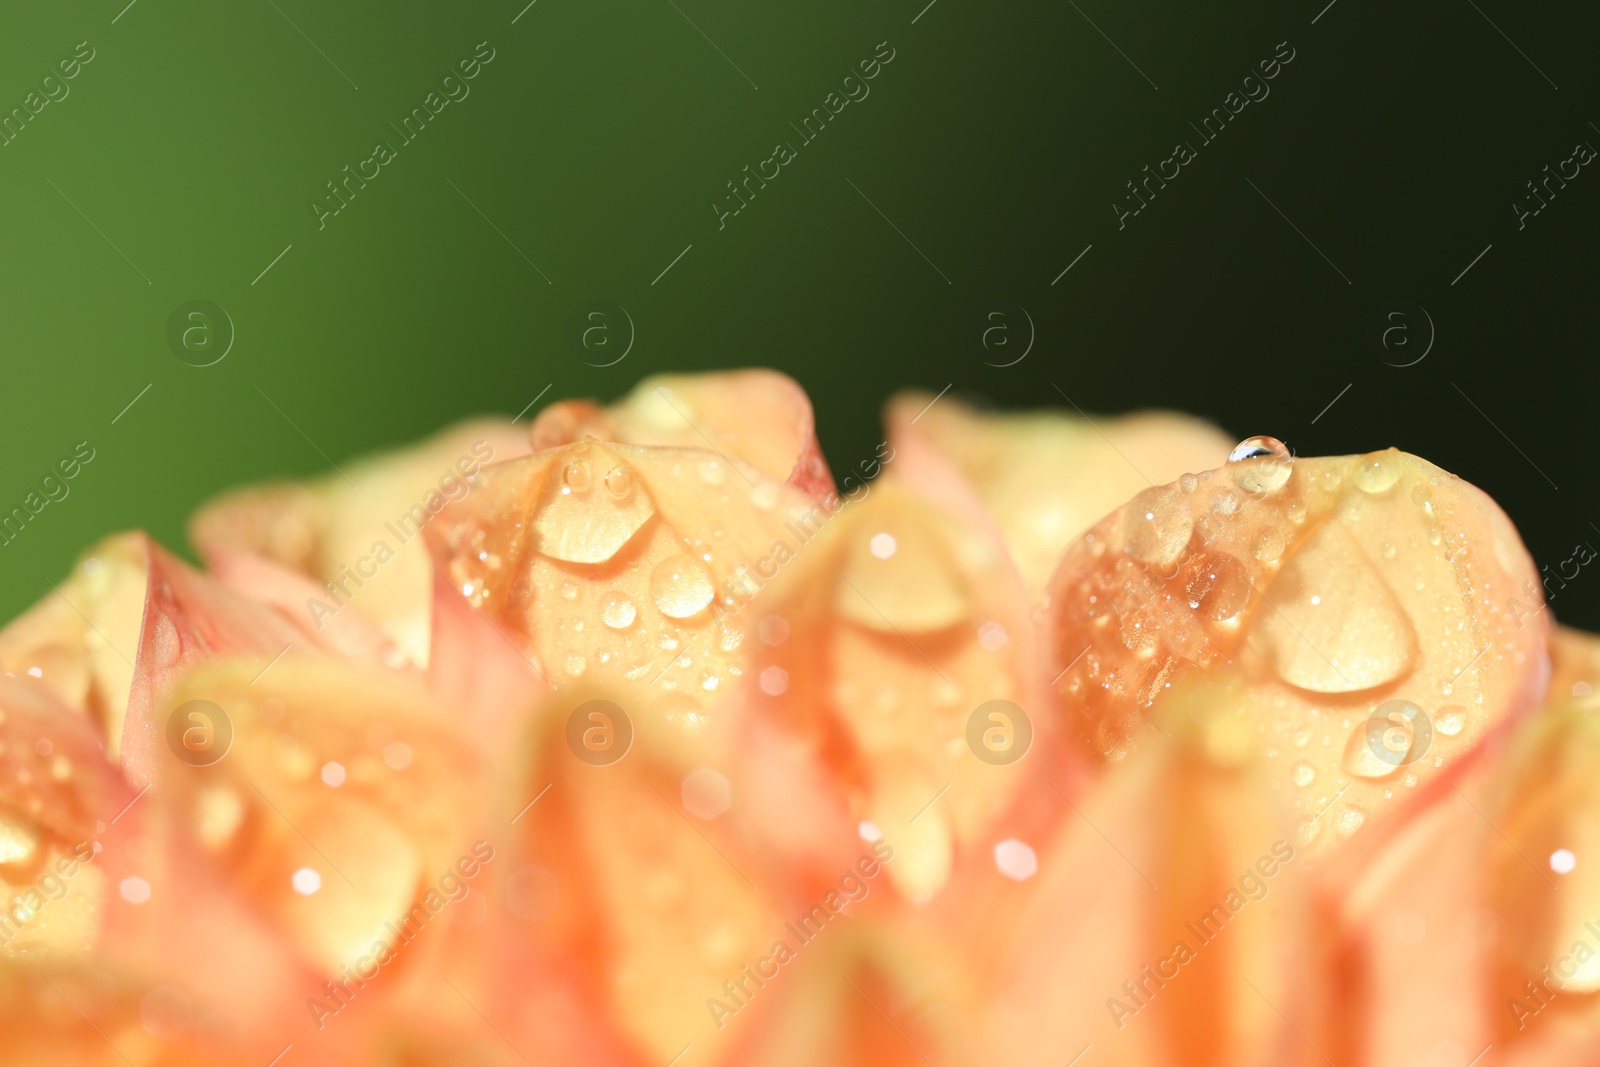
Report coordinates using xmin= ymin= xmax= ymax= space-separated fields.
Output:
xmin=2 ymin=0 xmax=1596 ymax=628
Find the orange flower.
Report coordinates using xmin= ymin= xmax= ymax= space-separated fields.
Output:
xmin=0 ymin=370 xmax=1585 ymax=1067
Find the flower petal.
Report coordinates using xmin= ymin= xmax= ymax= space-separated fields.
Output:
xmin=190 ymin=419 xmax=529 ymax=666
xmin=1046 ymin=449 xmax=1548 ymax=859
xmin=887 ymin=392 xmax=1232 ymax=603
xmin=530 ymin=370 xmax=834 ymax=496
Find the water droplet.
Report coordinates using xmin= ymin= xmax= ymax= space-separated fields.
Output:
xmin=562 ymin=461 xmax=592 ymax=494
xmin=1436 ymin=706 xmax=1466 ymax=736
xmin=560 ymin=582 xmax=578 ymax=601
xmin=1179 ymin=473 xmax=1198 ymax=493
xmin=750 ymin=482 xmax=779 ymax=511
xmin=1184 ymin=550 xmax=1252 ymax=621
xmin=535 ymin=445 xmax=656 ymax=564
xmin=563 ymin=654 xmax=588 ymax=676
xmin=651 ymin=555 xmax=715 ymax=619
xmin=1337 ymin=806 xmax=1366 ymax=836
xmin=1381 ymin=541 xmax=1397 ymax=561
xmin=1292 ymin=761 xmax=1317 ymax=787
xmin=1343 ymin=700 xmax=1428 ymax=778
xmin=1125 ymin=489 xmax=1192 ymax=566
xmin=1261 ymin=522 xmax=1416 ymax=693
xmin=718 ymin=626 xmax=744 ymax=652
xmin=1354 ymin=449 xmax=1405 ymax=494
xmin=604 ymin=464 xmax=634 ymax=498
xmin=601 ymin=594 xmax=637 ymax=630
xmin=1253 ymin=529 xmax=1289 ymax=562
xmin=1228 ymin=436 xmax=1290 ymax=462
xmin=698 ymin=459 xmax=726 ymax=486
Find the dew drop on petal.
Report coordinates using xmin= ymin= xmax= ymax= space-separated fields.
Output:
xmin=604 ymin=464 xmax=634 ymax=498
xmin=1228 ymin=436 xmax=1290 ymax=462
xmin=1354 ymin=448 xmax=1405 ymax=494
xmin=651 ymin=555 xmax=715 ymax=619
xmin=601 ymin=594 xmax=638 ymax=630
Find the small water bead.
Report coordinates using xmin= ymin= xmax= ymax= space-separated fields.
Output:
xmin=1228 ymin=436 xmax=1291 ymax=462
xmin=562 ymin=461 xmax=593 ymax=494
xmin=564 ymin=655 xmax=587 ymax=677
xmin=750 ymin=482 xmax=779 ymax=511
xmin=1381 ymin=541 xmax=1397 ymax=561
xmin=651 ymin=555 xmax=715 ymax=619
xmin=1179 ymin=473 xmax=1199 ymax=493
xmin=1185 ymin=550 xmax=1252 ymax=621
xmin=698 ymin=459 xmax=727 ymax=486
xmin=718 ymin=626 xmax=744 ymax=652
xmin=1253 ymin=529 xmax=1289 ymax=562
xmin=560 ymin=583 xmax=578 ymax=601
xmin=1436 ymin=706 xmax=1466 ymax=736
xmin=601 ymin=594 xmax=638 ymax=630
xmin=605 ymin=465 xmax=635 ymax=498
xmin=1337 ymin=806 xmax=1367 ymax=836
xmin=1354 ymin=449 xmax=1405 ymax=494
xmin=1292 ymin=761 xmax=1317 ymax=787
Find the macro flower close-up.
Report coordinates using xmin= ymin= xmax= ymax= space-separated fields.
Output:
xmin=1 ymin=369 xmax=1592 ymax=1066
xmin=2 ymin=2 xmax=1592 ymax=1062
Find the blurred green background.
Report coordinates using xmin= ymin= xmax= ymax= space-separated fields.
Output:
xmin=2 ymin=0 xmax=1596 ymax=627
